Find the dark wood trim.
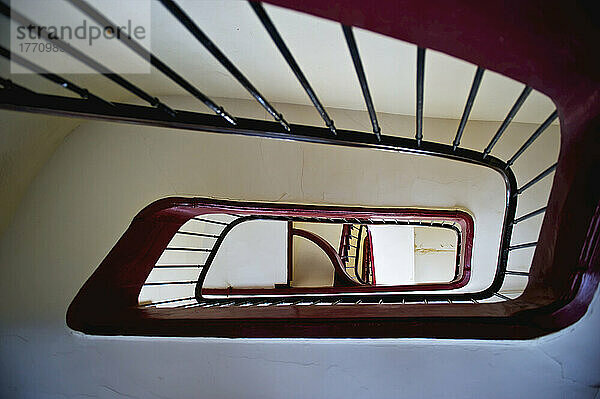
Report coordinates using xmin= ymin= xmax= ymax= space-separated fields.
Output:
xmin=363 ymin=229 xmax=373 ymax=284
xmin=287 ymin=220 xmax=293 ymax=286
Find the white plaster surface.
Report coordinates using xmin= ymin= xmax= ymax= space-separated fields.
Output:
xmin=370 ymin=225 xmax=415 ymax=284
xmin=203 ymin=219 xmax=288 ymax=289
xmin=1 ymin=296 xmax=599 ymax=399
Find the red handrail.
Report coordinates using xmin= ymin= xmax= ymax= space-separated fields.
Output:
xmin=291 ymin=227 xmax=360 ymax=288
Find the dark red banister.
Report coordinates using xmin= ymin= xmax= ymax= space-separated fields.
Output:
xmin=364 ymin=229 xmax=375 ymax=285
xmin=291 ymin=227 xmax=360 ymax=287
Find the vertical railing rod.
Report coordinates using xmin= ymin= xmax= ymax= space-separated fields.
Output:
xmin=494 ymin=292 xmax=511 ymax=301
xmin=250 ymin=2 xmax=336 ymax=135
xmin=0 ymin=77 xmax=37 ymax=94
xmin=143 ymin=280 xmax=198 ymax=286
xmin=483 ymin=86 xmax=532 ymax=157
xmin=354 ymin=224 xmax=365 ymax=284
xmin=159 ymin=0 xmax=290 ymax=131
xmin=176 ymin=231 xmax=220 ymax=239
xmin=0 ymin=45 xmax=113 ymax=106
xmin=452 ymin=67 xmax=485 ymax=150
xmin=506 ymin=110 xmax=558 ymax=167
xmin=192 ymin=217 xmax=229 ymax=225
xmin=267 ymin=299 xmax=287 ymax=307
xmin=516 ymin=163 xmax=557 ymax=195
xmin=342 ymin=25 xmax=381 ymax=141
xmin=152 ymin=264 xmax=205 ymax=269
xmin=512 ymin=206 xmax=547 ymax=224
xmin=0 ymin=2 xmax=176 ymax=116
xmin=139 ymin=297 xmax=195 ymax=307
xmin=173 ymin=301 xmax=204 ymax=308
xmin=504 ymin=270 xmax=529 ymax=276
xmin=69 ymin=0 xmax=237 ymax=125
xmin=508 ymin=242 xmax=537 ymax=251
xmin=415 ymin=47 xmax=425 ymax=146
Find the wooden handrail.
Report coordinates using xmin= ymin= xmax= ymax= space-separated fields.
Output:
xmin=291 ymin=227 xmax=361 ymax=287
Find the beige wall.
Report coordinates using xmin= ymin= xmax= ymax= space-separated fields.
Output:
xmin=414 ymin=226 xmax=457 ymax=283
xmin=0 ymin=111 xmax=79 ymax=235
xmin=292 ymin=222 xmax=341 ymax=287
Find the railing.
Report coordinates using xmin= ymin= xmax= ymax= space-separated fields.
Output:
xmin=339 ymin=224 xmax=375 ymax=285
xmin=136 ymin=208 xmax=474 ymax=308
xmin=1 ymin=0 xmax=593 ymax=339
xmin=138 ymin=213 xmax=242 ymax=306
xmin=338 ymin=224 xmax=375 ymax=286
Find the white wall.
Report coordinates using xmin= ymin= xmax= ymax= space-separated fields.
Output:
xmin=2 ymin=96 xmax=595 ymax=399
xmin=139 ymin=217 xmax=288 ymax=303
xmin=414 ymin=226 xmax=458 ymax=283
xmin=370 ymin=225 xmax=415 ymax=285
xmin=204 ymin=219 xmax=288 ymax=289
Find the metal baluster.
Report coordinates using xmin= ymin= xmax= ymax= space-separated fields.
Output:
xmin=342 ymin=25 xmax=381 ymax=141
xmin=250 ymin=2 xmax=336 ymax=134
xmin=159 ymin=0 xmax=290 ymax=131
xmin=453 ymin=67 xmax=485 ymax=150
xmin=483 ymin=86 xmax=532 ymax=157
